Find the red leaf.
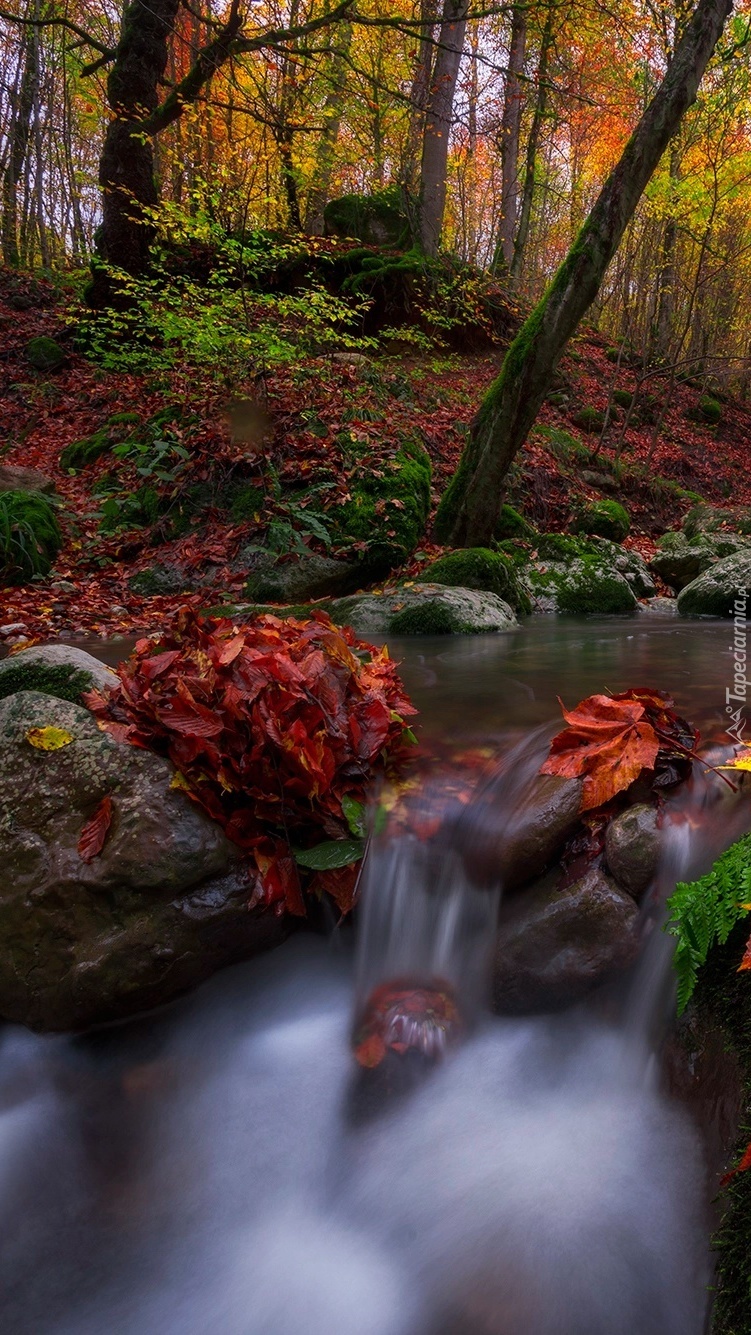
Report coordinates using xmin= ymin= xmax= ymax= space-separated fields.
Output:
xmin=78 ymin=796 xmax=113 ymax=863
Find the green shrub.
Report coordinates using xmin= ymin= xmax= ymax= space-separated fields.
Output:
xmin=0 ymin=490 xmax=62 ymax=583
xmin=571 ymin=406 xmax=606 ymax=434
xmin=612 ymin=389 xmax=633 ymax=410
xmin=573 ymin=499 xmax=630 ymax=542
xmin=495 ymin=503 xmax=536 ymax=541
xmin=666 ymin=832 xmax=751 ymax=1013
xmin=422 ymin=546 xmax=530 ymax=614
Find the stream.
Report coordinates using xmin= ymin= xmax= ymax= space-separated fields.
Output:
xmin=0 ymin=611 xmax=747 ymax=1333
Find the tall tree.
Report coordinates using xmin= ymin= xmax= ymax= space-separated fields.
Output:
xmin=492 ymin=0 xmax=526 ymax=273
xmin=2 ymin=11 xmax=39 ymax=266
xmin=435 ymin=0 xmax=733 ymax=547
xmin=418 ymin=0 xmax=468 ymax=255
xmin=509 ymin=0 xmax=554 ymax=285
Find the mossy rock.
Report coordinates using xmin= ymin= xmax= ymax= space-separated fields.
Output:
xmin=60 ymin=410 xmax=145 ymax=474
xmin=571 ymin=406 xmax=606 ymax=434
xmin=423 ymin=546 xmax=531 ymax=615
xmin=612 ymin=389 xmax=633 ymax=410
xmin=327 ymin=436 xmax=431 ymax=572
xmin=687 ymin=395 xmax=722 ymax=425
xmin=0 ymin=644 xmax=116 ymax=702
xmin=546 ymin=391 xmax=568 ymax=407
xmin=495 ymin=504 xmax=536 ymax=542
xmin=683 ymin=505 xmax=751 ymax=539
xmin=243 ymin=552 xmax=360 ymax=603
xmin=495 ymin=538 xmax=534 ymax=569
xmin=226 ymin=483 xmax=265 ymax=523
xmin=529 ymin=536 xmax=637 ymax=615
xmin=651 ymin=531 xmax=751 ymax=592
xmin=573 ymin=499 xmax=630 ymax=542
xmin=128 ymin=565 xmax=193 ymax=597
xmin=678 ymin=552 xmax=751 ymax=617
xmin=329 ymin=584 xmax=518 ymax=638
xmin=25 ymin=336 xmax=65 ymax=373
xmin=323 ymin=186 xmax=409 ymax=247
xmin=0 ymin=489 xmax=62 ymax=583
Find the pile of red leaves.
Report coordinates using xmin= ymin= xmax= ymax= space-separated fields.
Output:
xmin=540 ymin=688 xmax=698 ymax=812
xmin=84 ymin=604 xmax=417 ymax=916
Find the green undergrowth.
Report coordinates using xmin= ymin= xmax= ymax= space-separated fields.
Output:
xmin=0 ymin=490 xmax=62 ymax=583
xmin=667 ymin=831 xmax=751 ymax=1014
xmin=327 ymin=436 xmax=431 ymax=569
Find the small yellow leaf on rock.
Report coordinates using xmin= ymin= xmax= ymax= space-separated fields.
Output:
xmin=718 ymin=752 xmax=751 ymax=771
xmin=170 ymin=771 xmax=192 ymax=792
xmin=25 ymin=726 xmax=74 ymax=751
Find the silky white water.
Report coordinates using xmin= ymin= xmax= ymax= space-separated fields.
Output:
xmin=0 ymin=810 xmax=722 ymax=1335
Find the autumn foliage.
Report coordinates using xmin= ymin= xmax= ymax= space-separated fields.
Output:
xmin=84 ymin=605 xmax=417 ymax=916
xmin=541 ymin=687 xmax=698 ymax=812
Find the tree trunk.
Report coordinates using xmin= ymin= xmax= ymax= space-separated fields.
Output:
xmin=492 ymin=2 xmax=527 ymax=274
xmin=417 ymin=0 xmax=468 ymax=256
xmin=509 ymin=1 xmax=554 ymax=287
xmin=2 ymin=21 xmax=39 ymax=267
xmin=88 ymin=0 xmax=181 ymax=305
xmin=304 ymin=19 xmax=353 ymax=234
xmin=402 ymin=0 xmax=437 ymax=212
xmin=435 ymin=0 xmax=732 ymax=547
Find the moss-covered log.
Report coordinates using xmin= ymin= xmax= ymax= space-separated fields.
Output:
xmin=435 ymin=0 xmax=732 ymax=547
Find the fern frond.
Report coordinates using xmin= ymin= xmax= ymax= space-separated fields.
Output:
xmin=666 ymin=831 xmax=751 ymax=1014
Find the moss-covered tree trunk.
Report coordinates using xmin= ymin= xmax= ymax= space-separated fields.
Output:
xmin=492 ymin=2 xmax=527 ymax=275
xmin=435 ymin=0 xmax=732 ymax=547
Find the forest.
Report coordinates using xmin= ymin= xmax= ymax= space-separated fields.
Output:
xmin=6 ymin=2 xmax=751 ymax=1332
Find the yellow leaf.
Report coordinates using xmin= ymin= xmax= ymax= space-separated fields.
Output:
xmin=170 ymin=771 xmax=192 ymax=792
xmin=25 ymin=726 xmax=74 ymax=751
xmin=718 ymin=752 xmax=751 ymax=771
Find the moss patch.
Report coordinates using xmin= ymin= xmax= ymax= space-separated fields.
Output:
xmin=388 ymin=601 xmax=460 ymax=634
xmin=0 ymin=489 xmax=62 ymax=583
xmin=571 ymin=406 xmax=606 ymax=434
xmin=327 ymin=436 xmax=431 ymax=569
xmin=573 ymin=499 xmax=630 ymax=541
xmin=495 ymin=503 xmax=536 ymax=541
xmin=26 ymin=335 xmax=65 ymax=372
xmin=423 ymin=546 xmax=530 ymax=614
xmin=0 ymin=661 xmax=93 ymax=704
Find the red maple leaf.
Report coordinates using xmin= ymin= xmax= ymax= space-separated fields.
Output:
xmin=78 ymin=796 xmax=114 ymax=863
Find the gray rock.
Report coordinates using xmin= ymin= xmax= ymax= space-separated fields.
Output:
xmin=682 ymin=504 xmax=751 ymax=539
xmin=605 ymin=804 xmax=660 ymax=899
xmin=461 ymin=775 xmax=584 ymax=891
xmin=128 ymin=564 xmax=193 ymax=597
xmin=0 ymin=643 xmax=117 ymax=697
xmin=638 ymin=597 xmax=678 ymax=616
xmin=526 ymin=558 xmax=637 ymax=614
xmin=330 ymin=584 xmax=518 ymax=638
xmin=492 ymin=868 xmax=640 ymax=1013
xmin=0 ymin=692 xmax=284 ymax=1030
xmin=0 ymin=464 xmax=55 ymax=494
xmin=650 ymin=532 xmax=751 ymax=592
xmin=243 ymin=551 xmax=361 ymax=603
xmin=593 ymin=539 xmax=657 ymax=598
xmin=678 ymin=552 xmax=751 ymax=617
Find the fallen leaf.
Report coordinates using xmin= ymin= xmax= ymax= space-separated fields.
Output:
xmin=78 ymin=796 xmax=114 ymax=863
xmin=25 ymin=726 xmax=74 ymax=752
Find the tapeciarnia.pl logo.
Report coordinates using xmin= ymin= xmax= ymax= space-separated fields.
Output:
xmin=726 ymin=587 xmax=749 ymax=746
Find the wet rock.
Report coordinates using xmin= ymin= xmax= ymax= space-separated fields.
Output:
xmin=604 ymin=803 xmax=660 ymax=899
xmin=638 ymin=597 xmax=678 ymax=616
xmin=330 ymin=584 xmax=518 ymax=638
xmin=0 ymin=692 xmax=285 ymax=1030
xmin=650 ymin=531 xmax=751 ymax=592
xmin=0 ymin=465 xmax=55 ymax=494
xmin=492 ymin=868 xmax=640 ymax=1013
xmin=243 ymin=550 xmax=361 ymax=603
xmin=128 ymin=564 xmax=193 ymax=597
xmin=678 ymin=552 xmax=751 ymax=617
xmin=0 ymin=643 xmax=117 ymax=700
xmin=461 ymin=775 xmax=583 ymax=891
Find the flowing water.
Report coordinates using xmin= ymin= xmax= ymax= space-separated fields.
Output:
xmin=1 ymin=613 xmax=749 ymax=1333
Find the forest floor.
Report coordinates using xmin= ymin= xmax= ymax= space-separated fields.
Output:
xmin=3 ymin=263 xmax=751 ymax=642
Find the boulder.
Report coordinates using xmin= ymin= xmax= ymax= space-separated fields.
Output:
xmin=604 ymin=803 xmax=661 ymax=899
xmin=525 ymin=536 xmax=637 ymax=614
xmin=243 ymin=551 xmax=361 ymax=603
xmin=421 ymin=547 xmax=531 ymax=614
xmin=0 ymin=692 xmax=284 ymax=1030
xmin=678 ymin=552 xmax=751 ymax=617
xmin=682 ymin=504 xmax=751 ymax=539
xmin=650 ymin=531 xmax=751 ymax=592
xmin=330 ymin=584 xmax=518 ymax=638
xmin=593 ymin=538 xmax=656 ymax=598
xmin=492 ymin=868 xmax=640 ymax=1013
xmin=25 ymin=336 xmax=66 ymax=373
xmin=128 ymin=564 xmax=194 ymax=597
xmin=0 ymin=465 xmax=55 ymax=495
xmin=0 ymin=643 xmax=117 ymax=702
xmin=460 ymin=775 xmax=584 ymax=891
